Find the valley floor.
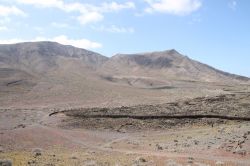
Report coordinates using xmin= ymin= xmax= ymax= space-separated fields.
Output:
xmin=1 ymin=91 xmax=250 ymax=166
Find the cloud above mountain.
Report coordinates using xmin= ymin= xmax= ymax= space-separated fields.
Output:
xmin=0 ymin=35 xmax=102 ymax=49
xmin=16 ymin=0 xmax=135 ymax=25
xmin=144 ymin=0 xmax=202 ymax=15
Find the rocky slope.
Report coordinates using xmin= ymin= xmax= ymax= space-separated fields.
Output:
xmin=0 ymin=42 xmax=111 ymax=107
xmin=101 ymin=49 xmax=249 ymax=86
xmin=0 ymin=42 xmax=249 ymax=108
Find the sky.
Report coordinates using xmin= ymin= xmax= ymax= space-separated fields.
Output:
xmin=0 ymin=0 xmax=249 ymax=77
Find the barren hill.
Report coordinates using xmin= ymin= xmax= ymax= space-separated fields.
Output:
xmin=0 ymin=42 xmax=110 ymax=107
xmin=101 ymin=49 xmax=249 ymax=86
xmin=0 ymin=42 xmax=249 ymax=108
xmin=0 ymin=41 xmax=108 ymax=73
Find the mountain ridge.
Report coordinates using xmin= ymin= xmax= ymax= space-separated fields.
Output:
xmin=0 ymin=41 xmax=249 ymax=82
xmin=0 ymin=41 xmax=249 ymax=108
xmin=101 ymin=49 xmax=249 ymax=83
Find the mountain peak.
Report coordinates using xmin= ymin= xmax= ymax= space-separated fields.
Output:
xmin=106 ymin=49 xmax=189 ymax=71
xmin=165 ymin=49 xmax=179 ymax=55
xmin=112 ymin=49 xmax=181 ymax=58
xmin=0 ymin=42 xmax=249 ymax=85
xmin=102 ymin=48 xmax=250 ymax=83
xmin=0 ymin=41 xmax=108 ymax=71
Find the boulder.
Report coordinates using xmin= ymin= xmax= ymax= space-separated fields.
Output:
xmin=156 ymin=144 xmax=163 ymax=150
xmin=234 ymin=149 xmax=247 ymax=156
xmin=0 ymin=159 xmax=12 ymax=166
xmin=132 ymin=157 xmax=148 ymax=166
xmin=32 ymin=148 xmax=43 ymax=157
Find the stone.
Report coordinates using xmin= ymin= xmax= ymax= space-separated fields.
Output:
xmin=0 ymin=159 xmax=12 ymax=166
xmin=32 ymin=148 xmax=42 ymax=157
xmin=234 ymin=149 xmax=247 ymax=156
xmin=27 ymin=160 xmax=36 ymax=165
xmin=156 ymin=144 xmax=163 ymax=150
xmin=218 ymin=127 xmax=225 ymax=133
xmin=127 ymin=141 xmax=139 ymax=145
xmin=187 ymin=157 xmax=194 ymax=164
xmin=135 ymin=157 xmax=146 ymax=163
xmin=193 ymin=140 xmax=199 ymax=145
xmin=238 ymin=139 xmax=245 ymax=145
xmin=87 ymin=150 xmax=96 ymax=154
xmin=70 ymin=155 xmax=78 ymax=160
xmin=0 ymin=147 xmax=4 ymax=153
xmin=194 ymin=163 xmax=210 ymax=166
xmin=215 ymin=161 xmax=224 ymax=166
xmin=103 ymin=144 xmax=113 ymax=149
xmin=83 ymin=160 xmax=97 ymax=166
xmin=165 ymin=159 xmax=182 ymax=166
xmin=133 ymin=157 xmax=148 ymax=166
xmin=18 ymin=124 xmax=26 ymax=128
xmin=182 ymin=142 xmax=191 ymax=147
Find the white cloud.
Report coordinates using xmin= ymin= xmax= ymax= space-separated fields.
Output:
xmin=77 ymin=12 xmax=104 ymax=25
xmin=144 ymin=0 xmax=202 ymax=16
xmin=16 ymin=0 xmax=63 ymax=8
xmin=0 ymin=38 xmax=24 ymax=44
xmin=0 ymin=5 xmax=26 ymax=17
xmin=52 ymin=35 xmax=102 ymax=49
xmin=0 ymin=26 xmax=8 ymax=31
xmin=101 ymin=2 xmax=135 ymax=12
xmin=16 ymin=0 xmax=135 ymax=25
xmin=92 ymin=25 xmax=135 ymax=33
xmin=229 ymin=0 xmax=237 ymax=10
xmin=17 ymin=0 xmax=135 ymax=12
xmin=0 ymin=35 xmax=102 ymax=49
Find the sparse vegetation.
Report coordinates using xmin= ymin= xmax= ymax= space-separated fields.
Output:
xmin=0 ymin=42 xmax=250 ymax=165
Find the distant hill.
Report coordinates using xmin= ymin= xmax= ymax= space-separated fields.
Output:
xmin=0 ymin=42 xmax=109 ymax=106
xmin=0 ymin=41 xmax=108 ymax=73
xmin=101 ymin=49 xmax=249 ymax=84
xmin=0 ymin=42 xmax=249 ymax=108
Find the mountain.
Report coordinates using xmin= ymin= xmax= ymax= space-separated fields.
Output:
xmin=0 ymin=41 xmax=108 ymax=85
xmin=0 ymin=42 xmax=109 ymax=107
xmin=0 ymin=42 xmax=249 ymax=108
xmin=0 ymin=41 xmax=108 ymax=72
xmin=101 ymin=49 xmax=249 ymax=86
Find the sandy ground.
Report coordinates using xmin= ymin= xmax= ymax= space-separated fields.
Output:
xmin=1 ymin=93 xmax=250 ymax=166
xmin=1 ymin=123 xmax=250 ymax=165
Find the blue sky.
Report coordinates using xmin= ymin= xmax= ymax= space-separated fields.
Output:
xmin=0 ymin=0 xmax=249 ymax=77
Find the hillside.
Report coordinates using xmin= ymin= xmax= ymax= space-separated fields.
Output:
xmin=0 ymin=42 xmax=249 ymax=108
xmin=101 ymin=49 xmax=249 ymax=87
